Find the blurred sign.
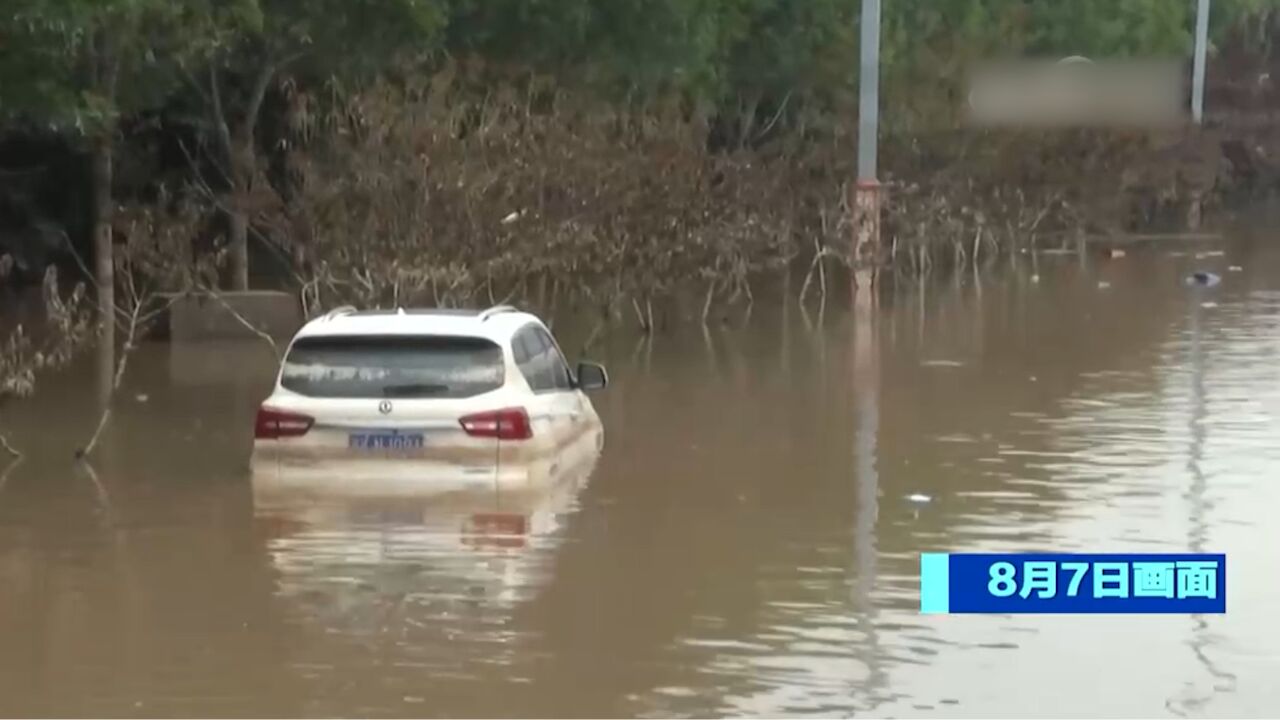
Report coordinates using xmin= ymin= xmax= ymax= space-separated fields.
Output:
xmin=966 ymin=59 xmax=1185 ymax=127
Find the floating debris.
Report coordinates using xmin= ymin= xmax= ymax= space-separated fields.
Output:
xmin=1201 ymin=302 xmax=1219 ymax=309
xmin=1030 ymin=274 xmax=1041 ymax=284
xmin=1108 ymin=249 xmax=1127 ymax=259
xmin=1097 ymin=281 xmax=1112 ymax=289
xmin=1195 ymin=250 xmax=1226 ymax=259
xmin=1186 ymin=271 xmax=1221 ymax=287
xmin=135 ymin=394 xmax=149 ymax=403
xmin=1228 ymin=265 xmax=1244 ymax=272
xmin=922 ymin=360 xmax=965 ymax=368
xmin=905 ymin=493 xmax=933 ymax=504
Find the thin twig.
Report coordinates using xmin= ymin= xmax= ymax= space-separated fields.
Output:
xmin=0 ymin=432 xmax=21 ymax=459
xmin=818 ymin=246 xmax=828 ymax=300
xmin=631 ymin=296 xmax=649 ymax=333
xmin=0 ymin=455 xmax=23 ymax=495
xmin=76 ymin=460 xmax=112 ymax=515
xmin=753 ymin=91 xmax=793 ymax=143
xmin=701 ymin=321 xmax=718 ymax=373
xmin=701 ymin=277 xmax=716 ymax=325
xmin=61 ymin=242 xmax=143 ymax=329
xmin=581 ymin=317 xmax=607 ymax=354
xmin=177 ymin=138 xmax=235 ymax=201
xmin=800 ymin=253 xmax=818 ymax=304
xmin=78 ymin=297 xmax=143 ymax=458
xmin=209 ymin=63 xmax=235 ymax=162
xmin=199 ymin=287 xmax=281 ymax=360
xmin=496 ymin=282 xmax=521 ymax=306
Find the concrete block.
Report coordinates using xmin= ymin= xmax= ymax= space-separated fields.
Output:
xmin=168 ymin=290 xmax=302 ymax=342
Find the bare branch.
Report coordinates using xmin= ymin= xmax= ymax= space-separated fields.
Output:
xmin=178 ymin=62 xmax=215 ymax=109
xmin=177 ymin=137 xmax=234 ymax=194
xmin=754 ymin=91 xmax=793 ymax=143
xmin=78 ymin=298 xmax=143 ymax=458
xmin=209 ymin=64 xmax=234 ymax=161
xmin=0 ymin=454 xmax=22 ymax=495
xmin=0 ymin=432 xmax=21 ymax=459
xmin=196 ymin=287 xmax=281 ymax=361
xmin=76 ymin=460 xmax=113 ymax=515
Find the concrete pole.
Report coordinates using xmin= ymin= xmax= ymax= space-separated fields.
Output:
xmin=1188 ymin=0 xmax=1210 ymax=229
xmin=853 ymin=0 xmax=882 ymax=311
xmin=1191 ymin=0 xmax=1210 ymax=125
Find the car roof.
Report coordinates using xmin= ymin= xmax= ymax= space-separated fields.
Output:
xmin=292 ymin=306 xmax=544 ymax=343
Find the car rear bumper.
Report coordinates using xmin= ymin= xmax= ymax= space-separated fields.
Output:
xmin=251 ymin=423 xmax=601 ymax=496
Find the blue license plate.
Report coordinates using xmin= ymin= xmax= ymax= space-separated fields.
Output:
xmin=348 ymin=431 xmax=425 ymax=450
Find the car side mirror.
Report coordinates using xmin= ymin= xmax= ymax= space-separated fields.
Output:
xmin=575 ymin=361 xmax=608 ymax=391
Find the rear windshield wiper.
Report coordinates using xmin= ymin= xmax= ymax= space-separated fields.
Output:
xmin=381 ymin=383 xmax=449 ymax=397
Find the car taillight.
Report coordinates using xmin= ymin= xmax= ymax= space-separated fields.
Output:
xmin=255 ymin=406 xmax=314 ymax=439
xmin=459 ymin=407 xmax=532 ymax=440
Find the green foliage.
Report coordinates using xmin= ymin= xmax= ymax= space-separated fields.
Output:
xmin=0 ymin=0 xmax=192 ymax=134
xmin=7 ymin=0 xmax=1280 ymax=136
xmin=182 ymin=0 xmax=448 ymax=79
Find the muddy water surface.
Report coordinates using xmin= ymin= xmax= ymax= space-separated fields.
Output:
xmin=1 ymin=225 xmax=1279 ymax=718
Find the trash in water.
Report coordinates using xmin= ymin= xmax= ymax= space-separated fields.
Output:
xmin=1228 ymin=265 xmax=1244 ymax=272
xmin=905 ymin=493 xmax=933 ymax=504
xmin=922 ymin=360 xmax=964 ymax=368
xmin=1186 ymin=271 xmax=1221 ymax=287
xmin=1030 ymin=274 xmax=1040 ymax=283
xmin=1201 ymin=302 xmax=1219 ymax=309
xmin=1097 ymin=281 xmax=1112 ymax=289
xmin=135 ymin=394 xmax=149 ymax=403
xmin=1108 ymin=249 xmax=1126 ymax=259
xmin=1195 ymin=250 xmax=1226 ymax=259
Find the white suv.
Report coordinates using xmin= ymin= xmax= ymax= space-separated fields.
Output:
xmin=250 ymin=305 xmax=607 ymax=491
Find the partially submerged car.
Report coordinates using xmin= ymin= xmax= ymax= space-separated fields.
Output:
xmin=250 ymin=305 xmax=607 ymax=492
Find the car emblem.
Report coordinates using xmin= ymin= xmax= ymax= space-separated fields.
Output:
xmin=378 ymin=400 xmax=393 ymax=415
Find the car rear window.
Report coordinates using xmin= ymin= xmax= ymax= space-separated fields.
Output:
xmin=281 ymin=335 xmax=504 ymax=399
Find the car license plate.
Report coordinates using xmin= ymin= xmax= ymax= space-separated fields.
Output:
xmin=348 ymin=430 xmax=425 ymax=451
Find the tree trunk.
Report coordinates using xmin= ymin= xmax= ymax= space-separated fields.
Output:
xmin=87 ymin=25 xmax=120 ymax=404
xmin=225 ymin=132 xmax=257 ymax=291
xmin=91 ymin=133 xmax=115 ymax=401
xmin=228 ymin=205 xmax=250 ymax=291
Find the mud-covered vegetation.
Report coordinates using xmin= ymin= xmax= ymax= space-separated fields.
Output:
xmin=2 ymin=0 xmax=1280 ymax=394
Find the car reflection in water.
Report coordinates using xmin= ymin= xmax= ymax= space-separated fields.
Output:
xmin=250 ymin=417 xmax=601 ymax=692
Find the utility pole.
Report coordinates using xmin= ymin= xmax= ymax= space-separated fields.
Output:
xmin=1188 ymin=0 xmax=1211 ymax=229
xmin=852 ymin=0 xmax=881 ymax=311
xmin=1192 ymin=0 xmax=1210 ymax=124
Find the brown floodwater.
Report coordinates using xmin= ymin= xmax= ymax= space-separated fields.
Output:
xmin=2 ymin=216 xmax=1280 ymax=718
